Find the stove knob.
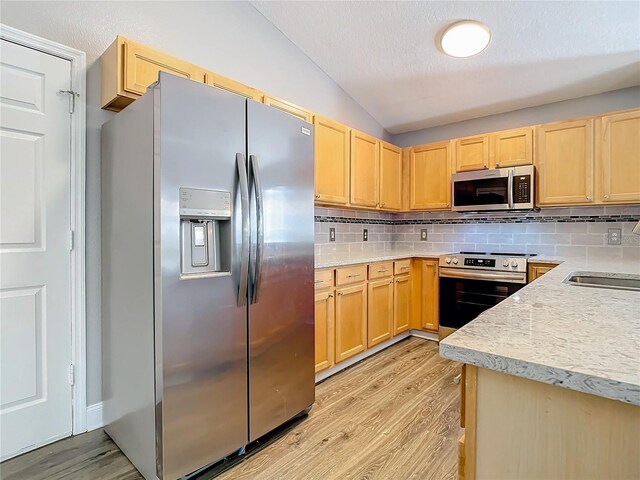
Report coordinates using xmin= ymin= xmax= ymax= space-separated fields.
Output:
xmin=502 ymin=260 xmax=509 ymax=267
xmin=445 ymin=257 xmax=452 ymax=264
xmin=511 ymin=260 xmax=519 ymax=268
xmin=452 ymin=258 xmax=459 ymax=265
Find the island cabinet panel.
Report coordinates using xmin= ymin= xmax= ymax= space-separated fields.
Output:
xmin=491 ymin=127 xmax=533 ymax=168
xmin=410 ymin=141 xmax=452 ymax=210
xmin=350 ymin=130 xmax=380 ymax=208
xmin=535 ymin=119 xmax=595 ymax=206
xmin=314 ymin=289 xmax=335 ymax=373
xmin=393 ymin=274 xmax=411 ymax=335
xmin=471 ymin=367 xmax=640 ymax=480
xmin=263 ymin=95 xmax=312 ymax=123
xmin=314 ymin=115 xmax=350 ymax=205
xmin=598 ymin=109 xmax=640 ymax=204
xmin=454 ymin=135 xmax=490 ymax=172
xmin=527 ymin=262 xmax=558 ymax=282
xmin=379 ymin=141 xmax=403 ymax=210
xmin=335 ymin=283 xmax=367 ymax=362
xmin=420 ymin=259 xmax=439 ymax=332
xmin=367 ymin=279 xmax=394 ymax=347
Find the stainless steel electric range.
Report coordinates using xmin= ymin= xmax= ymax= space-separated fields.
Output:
xmin=438 ymin=251 xmax=536 ymax=340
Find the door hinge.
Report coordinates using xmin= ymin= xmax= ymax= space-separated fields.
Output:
xmin=69 ymin=230 xmax=74 ymax=251
xmin=58 ymin=90 xmax=80 ymax=114
xmin=68 ymin=364 xmax=75 ymax=386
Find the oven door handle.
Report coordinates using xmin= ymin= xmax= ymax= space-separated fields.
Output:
xmin=439 ymin=267 xmax=526 ymax=284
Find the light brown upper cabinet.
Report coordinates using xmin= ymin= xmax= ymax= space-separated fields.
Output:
xmin=314 ymin=115 xmax=350 ymax=205
xmin=350 ymin=130 xmax=380 ymax=207
xmin=203 ymin=71 xmax=262 ymax=101
xmin=101 ymin=36 xmax=204 ymax=111
xmin=536 ymin=119 xmax=595 ymax=206
xmin=598 ymin=109 xmax=640 ymax=204
xmin=492 ymin=127 xmax=533 ymax=168
xmin=263 ymin=95 xmax=312 ymax=123
xmin=410 ymin=141 xmax=452 ymax=210
xmin=379 ymin=141 xmax=403 ymax=210
xmin=454 ymin=135 xmax=490 ymax=172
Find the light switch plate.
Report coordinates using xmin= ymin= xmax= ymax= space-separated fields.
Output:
xmin=608 ymin=228 xmax=622 ymax=245
xmin=420 ymin=229 xmax=428 ymax=241
xmin=329 ymin=227 xmax=336 ymax=242
xmin=363 ymin=229 xmax=368 ymax=242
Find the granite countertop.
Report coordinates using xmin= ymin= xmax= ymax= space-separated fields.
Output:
xmin=315 ymin=250 xmax=449 ymax=269
xmin=440 ymin=257 xmax=640 ymax=406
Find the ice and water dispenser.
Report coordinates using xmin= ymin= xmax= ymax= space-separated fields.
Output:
xmin=179 ymin=187 xmax=231 ymax=277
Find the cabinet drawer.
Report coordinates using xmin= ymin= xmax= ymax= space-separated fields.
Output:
xmin=368 ymin=262 xmax=393 ymax=280
xmin=336 ymin=265 xmax=367 ymax=286
xmin=314 ymin=269 xmax=334 ymax=289
xmin=394 ymin=259 xmax=411 ymax=275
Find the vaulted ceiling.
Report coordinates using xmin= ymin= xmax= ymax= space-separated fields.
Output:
xmin=252 ymin=1 xmax=640 ymax=134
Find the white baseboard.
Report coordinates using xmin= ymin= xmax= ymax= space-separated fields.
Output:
xmin=86 ymin=402 xmax=104 ymax=431
xmin=410 ymin=329 xmax=439 ymax=342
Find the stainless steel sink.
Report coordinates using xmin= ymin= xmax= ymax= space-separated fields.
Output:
xmin=563 ymin=272 xmax=640 ymax=292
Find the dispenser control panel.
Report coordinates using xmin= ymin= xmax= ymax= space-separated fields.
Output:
xmin=179 ymin=187 xmax=231 ymax=219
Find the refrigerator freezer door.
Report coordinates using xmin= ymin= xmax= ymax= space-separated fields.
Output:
xmin=154 ymin=73 xmax=248 ymax=479
xmin=247 ymin=101 xmax=315 ymax=442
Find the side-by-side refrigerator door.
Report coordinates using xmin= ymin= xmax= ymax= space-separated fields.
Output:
xmin=247 ymin=101 xmax=315 ymax=442
xmin=154 ymin=73 xmax=249 ymax=479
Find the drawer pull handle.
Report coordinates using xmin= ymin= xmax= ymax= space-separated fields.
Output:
xmin=377 ymin=269 xmax=389 ymax=273
xmin=314 ymin=280 xmax=323 ymax=284
xmin=347 ymin=274 xmax=361 ymax=278
xmin=329 ymin=294 xmax=334 ymax=298
xmin=400 ymin=266 xmax=409 ymax=269
xmin=338 ymin=292 xmax=344 ymax=296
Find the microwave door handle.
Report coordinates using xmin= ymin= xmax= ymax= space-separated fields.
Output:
xmin=249 ymin=154 xmax=264 ymax=304
xmin=236 ymin=153 xmax=250 ymax=307
xmin=507 ymin=169 xmax=514 ymax=209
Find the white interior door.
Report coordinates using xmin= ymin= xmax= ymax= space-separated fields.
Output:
xmin=0 ymin=39 xmax=73 ymax=461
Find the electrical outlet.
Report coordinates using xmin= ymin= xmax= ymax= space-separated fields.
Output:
xmin=420 ymin=229 xmax=428 ymax=241
xmin=363 ymin=228 xmax=368 ymax=242
xmin=329 ymin=228 xmax=336 ymax=242
xmin=608 ymin=228 xmax=622 ymax=245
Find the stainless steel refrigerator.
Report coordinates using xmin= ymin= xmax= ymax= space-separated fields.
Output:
xmin=102 ymin=73 xmax=315 ymax=480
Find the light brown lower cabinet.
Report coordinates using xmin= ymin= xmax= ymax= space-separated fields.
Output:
xmin=420 ymin=259 xmax=439 ymax=332
xmin=527 ymin=261 xmax=559 ymax=282
xmin=393 ymin=274 xmax=411 ymax=335
xmin=367 ymin=278 xmax=394 ymax=347
xmin=314 ymin=289 xmax=335 ymax=373
xmin=335 ymin=283 xmax=368 ymax=362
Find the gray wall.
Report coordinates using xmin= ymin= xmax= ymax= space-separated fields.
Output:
xmin=0 ymin=1 xmax=389 ymax=406
xmin=392 ymin=86 xmax=640 ymax=147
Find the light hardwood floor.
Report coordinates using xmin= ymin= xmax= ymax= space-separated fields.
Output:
xmin=1 ymin=338 xmax=462 ymax=480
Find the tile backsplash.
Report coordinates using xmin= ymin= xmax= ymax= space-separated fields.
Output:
xmin=315 ymin=205 xmax=640 ymax=260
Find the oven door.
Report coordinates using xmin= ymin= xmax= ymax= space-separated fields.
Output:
xmin=439 ymin=269 xmax=525 ymax=338
xmin=452 ymin=168 xmax=512 ymax=211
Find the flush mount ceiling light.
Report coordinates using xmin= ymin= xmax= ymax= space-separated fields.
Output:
xmin=440 ymin=20 xmax=491 ymax=58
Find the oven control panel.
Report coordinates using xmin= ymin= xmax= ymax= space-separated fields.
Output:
xmin=440 ymin=254 xmax=529 ymax=273
xmin=464 ymin=258 xmax=496 ymax=267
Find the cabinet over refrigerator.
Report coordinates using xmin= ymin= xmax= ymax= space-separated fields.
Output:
xmin=102 ymin=73 xmax=315 ymax=479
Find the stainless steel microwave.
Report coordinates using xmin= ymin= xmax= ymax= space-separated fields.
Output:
xmin=451 ymin=165 xmax=535 ymax=212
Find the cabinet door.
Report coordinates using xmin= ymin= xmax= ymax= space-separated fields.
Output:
xmin=263 ymin=95 xmax=312 ymax=123
xmin=536 ymin=119 xmax=595 ymax=206
xmin=123 ymin=38 xmax=202 ymax=97
xmin=492 ymin=128 xmax=533 ymax=168
xmin=599 ymin=110 xmax=640 ymax=204
xmin=410 ymin=141 xmax=452 ymax=210
xmin=335 ymin=283 xmax=367 ymax=362
xmin=203 ymin=71 xmax=262 ymax=101
xmin=455 ymin=135 xmax=490 ymax=172
xmin=527 ymin=263 xmax=556 ymax=283
xmin=367 ymin=279 xmax=393 ymax=347
xmin=314 ymin=289 xmax=335 ymax=373
xmin=350 ymin=130 xmax=379 ymax=207
xmin=393 ymin=275 xmax=411 ymax=335
xmin=421 ymin=260 xmax=439 ymax=332
xmin=314 ymin=115 xmax=350 ymax=205
xmin=379 ymin=141 xmax=402 ymax=210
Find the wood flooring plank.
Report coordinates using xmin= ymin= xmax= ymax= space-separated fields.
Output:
xmin=1 ymin=338 xmax=461 ymax=480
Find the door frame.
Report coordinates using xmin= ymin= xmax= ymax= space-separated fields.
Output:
xmin=0 ymin=24 xmax=88 ymax=434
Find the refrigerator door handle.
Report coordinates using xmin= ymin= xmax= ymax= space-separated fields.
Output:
xmin=249 ymin=154 xmax=264 ymax=304
xmin=237 ymin=153 xmax=250 ymax=307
